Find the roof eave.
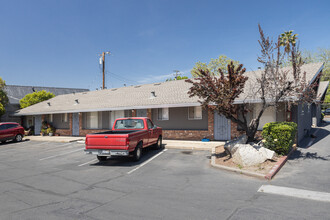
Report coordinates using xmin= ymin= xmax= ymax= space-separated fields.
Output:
xmin=13 ymin=102 xmax=202 ymax=116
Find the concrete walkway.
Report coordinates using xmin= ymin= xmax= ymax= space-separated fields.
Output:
xmin=23 ymin=135 xmax=225 ymax=151
xmin=24 ymin=135 xmax=84 ymax=143
xmin=272 ymin=120 xmax=330 ymax=192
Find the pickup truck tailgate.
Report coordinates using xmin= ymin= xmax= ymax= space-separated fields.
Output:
xmin=85 ymin=134 xmax=128 ymax=150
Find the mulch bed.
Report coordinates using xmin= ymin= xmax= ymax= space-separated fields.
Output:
xmin=214 ymin=145 xmax=280 ymax=175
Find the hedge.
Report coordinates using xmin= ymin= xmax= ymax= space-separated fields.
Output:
xmin=261 ymin=122 xmax=297 ymax=155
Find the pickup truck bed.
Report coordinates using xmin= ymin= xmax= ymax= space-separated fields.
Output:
xmin=94 ymin=130 xmax=140 ymax=134
xmin=85 ymin=117 xmax=162 ymax=162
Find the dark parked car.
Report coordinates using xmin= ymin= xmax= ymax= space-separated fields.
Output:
xmin=324 ymin=108 xmax=330 ymax=115
xmin=0 ymin=122 xmax=24 ymax=143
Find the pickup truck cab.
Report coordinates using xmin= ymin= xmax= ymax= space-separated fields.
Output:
xmin=85 ymin=117 xmax=162 ymax=162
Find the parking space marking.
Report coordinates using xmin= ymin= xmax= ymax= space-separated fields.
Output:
xmin=0 ymin=142 xmax=75 ymax=154
xmin=258 ymin=185 xmax=330 ymax=202
xmin=127 ymin=149 xmax=168 ymax=175
xmin=78 ymin=159 xmax=98 ymax=167
xmin=39 ymin=148 xmax=84 ymax=161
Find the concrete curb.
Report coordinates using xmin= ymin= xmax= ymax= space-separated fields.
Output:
xmin=165 ymin=145 xmax=213 ymax=151
xmin=69 ymin=139 xmax=84 ymax=143
xmin=211 ymin=146 xmax=295 ymax=180
xmin=210 ymin=147 xmax=265 ymax=179
xmin=264 ymin=147 xmax=296 ymax=180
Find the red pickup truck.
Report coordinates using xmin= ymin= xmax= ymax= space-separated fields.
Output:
xmin=85 ymin=117 xmax=162 ymax=162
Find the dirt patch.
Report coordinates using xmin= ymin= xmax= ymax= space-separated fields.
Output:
xmin=214 ymin=145 xmax=280 ymax=175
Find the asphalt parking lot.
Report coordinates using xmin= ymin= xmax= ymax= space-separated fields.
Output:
xmin=0 ymin=139 xmax=329 ymax=220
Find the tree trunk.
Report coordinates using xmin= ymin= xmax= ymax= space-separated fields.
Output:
xmin=246 ymin=128 xmax=257 ymax=143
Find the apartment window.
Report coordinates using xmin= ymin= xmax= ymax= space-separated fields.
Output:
xmin=158 ymin=108 xmax=169 ymax=120
xmin=188 ymin=106 xmax=202 ymax=120
xmin=86 ymin=112 xmax=99 ymax=129
xmin=124 ymin=110 xmax=132 ymax=117
xmin=62 ymin=113 xmax=68 ymax=122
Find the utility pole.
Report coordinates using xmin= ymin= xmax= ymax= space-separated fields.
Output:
xmin=99 ymin=51 xmax=110 ymax=89
xmin=173 ymin=70 xmax=180 ymax=80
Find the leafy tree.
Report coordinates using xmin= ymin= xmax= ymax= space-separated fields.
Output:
xmin=20 ymin=90 xmax=55 ymax=109
xmin=0 ymin=77 xmax=9 ymax=118
xmin=300 ymin=48 xmax=330 ymax=105
xmin=166 ymin=76 xmax=188 ymax=81
xmin=187 ymin=25 xmax=316 ymax=143
xmin=191 ymin=55 xmax=239 ymax=77
xmin=301 ymin=48 xmax=330 ymax=81
xmin=279 ymin=30 xmax=298 ymax=53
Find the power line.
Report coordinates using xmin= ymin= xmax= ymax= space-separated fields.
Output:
xmin=105 ymin=70 xmax=136 ymax=84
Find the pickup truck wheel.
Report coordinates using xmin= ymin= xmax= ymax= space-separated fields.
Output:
xmin=97 ymin=155 xmax=107 ymax=162
xmin=154 ymin=136 xmax=162 ymax=150
xmin=14 ymin=134 xmax=23 ymax=142
xmin=133 ymin=144 xmax=142 ymax=162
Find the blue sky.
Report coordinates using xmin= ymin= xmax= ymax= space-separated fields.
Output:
xmin=0 ymin=0 xmax=329 ymax=90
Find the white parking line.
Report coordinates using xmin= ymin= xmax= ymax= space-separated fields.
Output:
xmin=78 ymin=159 xmax=98 ymax=167
xmin=39 ymin=148 xmax=84 ymax=161
xmin=127 ymin=149 xmax=168 ymax=175
xmin=258 ymin=185 xmax=330 ymax=202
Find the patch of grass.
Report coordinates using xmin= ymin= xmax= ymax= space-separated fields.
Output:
xmin=237 ymin=164 xmax=243 ymax=169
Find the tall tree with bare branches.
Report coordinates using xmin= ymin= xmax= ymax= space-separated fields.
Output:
xmin=186 ymin=25 xmax=317 ymax=143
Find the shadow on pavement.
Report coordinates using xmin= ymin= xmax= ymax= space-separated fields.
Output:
xmin=0 ymin=139 xmax=29 ymax=146
xmin=298 ymin=127 xmax=330 ymax=149
xmin=89 ymin=145 xmax=165 ymax=167
xmin=316 ymin=120 xmax=330 ymax=128
xmin=289 ymin=149 xmax=330 ymax=161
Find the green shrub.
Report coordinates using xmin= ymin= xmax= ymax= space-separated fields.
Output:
xmin=261 ymin=122 xmax=297 ymax=155
xmin=46 ymin=127 xmax=56 ymax=135
xmin=321 ymin=112 xmax=324 ymax=121
xmin=41 ymin=128 xmax=47 ymax=135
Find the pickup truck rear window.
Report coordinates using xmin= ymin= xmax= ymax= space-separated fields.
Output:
xmin=114 ymin=119 xmax=145 ymax=129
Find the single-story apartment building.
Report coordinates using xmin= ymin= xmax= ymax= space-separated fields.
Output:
xmin=2 ymin=85 xmax=89 ymax=123
xmin=14 ymin=63 xmax=328 ymax=143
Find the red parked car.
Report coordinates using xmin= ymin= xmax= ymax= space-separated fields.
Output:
xmin=0 ymin=122 xmax=24 ymax=143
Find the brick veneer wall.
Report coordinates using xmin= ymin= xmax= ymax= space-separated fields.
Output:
xmin=163 ymin=108 xmax=214 ymax=140
xmin=56 ymin=129 xmax=71 ymax=136
xmin=71 ymin=108 xmax=216 ymax=140
xmin=79 ymin=129 xmax=106 ymax=136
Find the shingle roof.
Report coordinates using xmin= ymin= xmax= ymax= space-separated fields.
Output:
xmin=14 ymin=63 xmax=324 ymax=116
xmin=5 ymin=85 xmax=89 ymax=104
xmin=237 ymin=62 xmax=324 ymax=102
xmin=317 ymin=81 xmax=329 ymax=101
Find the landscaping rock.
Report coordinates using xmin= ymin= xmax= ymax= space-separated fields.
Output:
xmin=232 ymin=144 xmax=267 ymax=166
xmin=224 ymin=134 xmax=247 ymax=156
xmin=258 ymin=147 xmax=276 ymax=160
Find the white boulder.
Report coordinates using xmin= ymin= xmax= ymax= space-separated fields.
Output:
xmin=258 ymin=147 xmax=276 ymax=160
xmin=224 ymin=134 xmax=248 ymax=155
xmin=232 ymin=144 xmax=267 ymax=166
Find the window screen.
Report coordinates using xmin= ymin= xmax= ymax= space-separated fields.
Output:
xmin=188 ymin=106 xmax=202 ymax=120
xmin=158 ymin=108 xmax=169 ymax=120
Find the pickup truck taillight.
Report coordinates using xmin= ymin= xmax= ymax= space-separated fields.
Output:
xmin=126 ymin=138 xmax=129 ymax=147
xmin=85 ymin=137 xmax=88 ymax=145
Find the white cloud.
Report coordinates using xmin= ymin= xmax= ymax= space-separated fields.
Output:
xmin=137 ymin=72 xmax=174 ymax=84
xmin=137 ymin=68 xmax=192 ymax=84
